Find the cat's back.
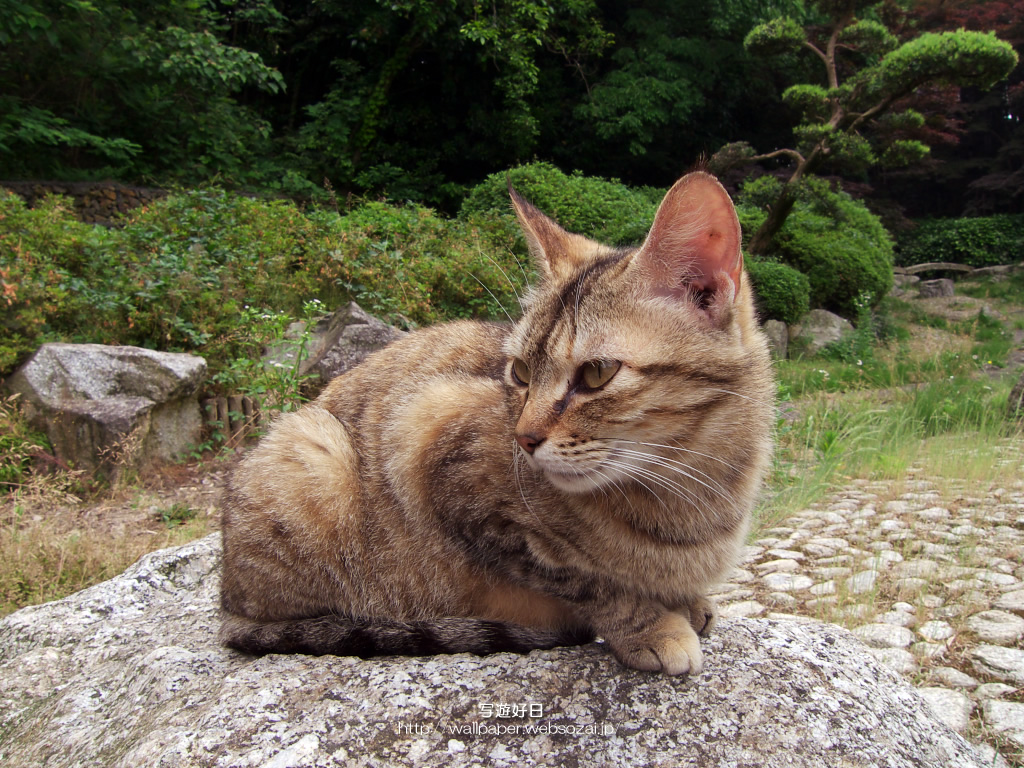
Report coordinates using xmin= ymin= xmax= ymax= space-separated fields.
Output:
xmin=221 ymin=318 xmax=517 ymax=621
xmin=317 ymin=318 xmax=511 ymax=421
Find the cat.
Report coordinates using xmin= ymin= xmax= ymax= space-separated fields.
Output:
xmin=219 ymin=170 xmax=775 ymax=675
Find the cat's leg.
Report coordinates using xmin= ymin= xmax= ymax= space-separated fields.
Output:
xmin=588 ymin=600 xmax=704 ymax=676
xmin=677 ymin=594 xmax=717 ymax=637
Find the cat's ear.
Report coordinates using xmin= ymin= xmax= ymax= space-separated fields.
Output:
xmin=635 ymin=172 xmax=743 ymax=312
xmin=509 ymin=186 xmax=595 ymax=281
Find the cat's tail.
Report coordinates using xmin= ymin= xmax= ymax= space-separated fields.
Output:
xmin=220 ymin=613 xmax=594 ymax=658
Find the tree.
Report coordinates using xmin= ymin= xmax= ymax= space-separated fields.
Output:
xmin=713 ymin=0 xmax=1018 ymax=254
xmin=889 ymin=0 xmax=1024 ymax=215
xmin=0 ymin=0 xmax=285 ymax=182
xmin=556 ymin=0 xmax=804 ymax=186
xmin=286 ymin=0 xmax=613 ymax=205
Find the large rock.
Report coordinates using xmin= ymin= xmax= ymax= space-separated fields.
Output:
xmin=788 ymin=309 xmax=854 ymax=357
xmin=919 ymin=279 xmax=955 ymax=298
xmin=0 ymin=536 xmax=989 ymax=768
xmin=264 ymin=302 xmax=406 ymax=387
xmin=762 ymin=319 xmax=788 ymax=360
xmin=4 ymin=343 xmax=206 ymax=479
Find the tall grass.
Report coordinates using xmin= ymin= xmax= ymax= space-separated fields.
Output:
xmin=758 ymin=375 xmax=1019 ymax=533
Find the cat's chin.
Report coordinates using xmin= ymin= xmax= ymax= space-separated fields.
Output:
xmin=542 ymin=466 xmax=606 ymax=494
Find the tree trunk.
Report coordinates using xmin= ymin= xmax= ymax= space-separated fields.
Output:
xmin=747 ymin=182 xmax=798 ymax=256
xmin=746 ymin=144 xmax=826 ymax=255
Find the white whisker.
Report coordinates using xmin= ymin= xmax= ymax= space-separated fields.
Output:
xmin=611 ymin=447 xmax=728 ymax=499
xmin=508 ymin=247 xmax=532 ymax=289
xmin=482 ymin=251 xmax=526 ymax=312
xmin=512 ymin=442 xmax=543 ymax=528
xmin=591 ymin=466 xmax=635 ymax=512
xmin=470 ymin=273 xmax=514 ymax=323
xmin=622 ymin=439 xmax=738 ymax=470
xmin=602 ymin=458 xmax=699 ymax=507
xmin=708 ymin=388 xmax=777 ymax=411
xmin=601 ymin=461 xmax=672 ymax=511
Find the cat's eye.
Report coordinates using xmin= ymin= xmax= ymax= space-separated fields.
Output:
xmin=580 ymin=360 xmax=621 ymax=390
xmin=511 ymin=358 xmax=532 ymax=386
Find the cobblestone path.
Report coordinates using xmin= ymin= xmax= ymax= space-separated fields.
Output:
xmin=713 ymin=447 xmax=1024 ymax=766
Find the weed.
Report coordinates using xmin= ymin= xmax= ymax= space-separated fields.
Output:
xmin=211 ymin=299 xmax=321 ymax=414
xmin=157 ymin=503 xmax=198 ymax=528
xmin=0 ymin=394 xmax=48 ymax=492
xmin=0 ymin=501 xmax=211 ymax=618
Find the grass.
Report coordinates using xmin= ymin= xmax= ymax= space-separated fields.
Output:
xmin=757 ymin=272 xmax=1023 ymax=533
xmin=0 ymin=496 xmax=212 ymax=617
xmin=760 ymin=375 xmax=1020 ymax=526
xmin=958 ymin=271 xmax=1024 ymax=303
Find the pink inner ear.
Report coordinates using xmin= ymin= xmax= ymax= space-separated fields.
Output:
xmin=639 ymin=173 xmax=743 ymax=302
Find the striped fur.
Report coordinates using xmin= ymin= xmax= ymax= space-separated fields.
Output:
xmin=219 ymin=172 xmax=775 ymax=674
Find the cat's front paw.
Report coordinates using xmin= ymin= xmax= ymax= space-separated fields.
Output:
xmin=610 ymin=611 xmax=703 ymax=676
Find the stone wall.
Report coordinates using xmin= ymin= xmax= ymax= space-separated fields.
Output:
xmin=1 ymin=180 xmax=165 ymax=225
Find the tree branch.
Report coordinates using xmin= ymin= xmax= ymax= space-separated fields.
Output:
xmin=752 ymin=148 xmax=806 ymax=165
xmin=802 ymin=40 xmax=829 ymax=69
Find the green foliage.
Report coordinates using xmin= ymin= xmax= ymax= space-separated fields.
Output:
xmin=838 ymin=20 xmax=897 ymax=55
xmin=818 ymin=294 xmax=878 ymax=364
xmin=0 ymin=394 xmax=49 ymax=492
xmin=782 ymin=84 xmax=831 ymax=122
xmin=0 ymin=0 xmax=286 ymax=183
xmin=157 ymin=503 xmax=198 ymax=529
xmin=461 ymin=0 xmax=612 ymax=146
xmin=738 ymin=7 xmax=1018 ymax=254
xmin=895 ymin=214 xmax=1024 ymax=268
xmin=459 ymin=162 xmax=657 ymax=246
xmin=958 ymin=272 xmax=1024 ymax=304
xmin=745 ymin=259 xmax=810 ymax=325
xmin=573 ymin=17 xmax=711 ymax=157
xmin=738 ymin=177 xmax=894 ymax=317
xmin=880 ymin=139 xmax=929 ymax=167
xmin=853 ymin=32 xmax=1019 ymax=111
xmin=744 ymin=17 xmax=806 ymax=55
xmin=0 ymin=187 xmax=525 ymax=381
xmin=0 ymin=190 xmax=119 ymax=372
xmin=327 ymin=201 xmax=525 ymax=326
xmin=210 ymin=301 xmax=322 ymax=414
xmin=289 ymin=0 xmax=616 ymax=205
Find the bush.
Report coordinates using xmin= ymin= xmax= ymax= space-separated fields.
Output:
xmin=0 ymin=394 xmax=50 ymax=491
xmin=737 ymin=176 xmax=894 ymax=318
xmin=895 ymin=214 xmax=1024 ymax=268
xmin=0 ymin=188 xmax=526 ymax=380
xmin=0 ymin=191 xmax=121 ymax=373
xmin=459 ymin=162 xmax=658 ymax=247
xmin=745 ymin=259 xmax=811 ymax=325
xmin=330 ymin=202 xmax=524 ymax=326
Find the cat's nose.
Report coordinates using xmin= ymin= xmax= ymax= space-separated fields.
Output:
xmin=515 ymin=433 xmax=545 ymax=455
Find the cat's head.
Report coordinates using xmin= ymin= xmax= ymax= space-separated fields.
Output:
xmin=503 ymin=172 xmax=771 ymax=495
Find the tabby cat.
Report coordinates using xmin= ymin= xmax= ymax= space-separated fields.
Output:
xmin=219 ymin=171 xmax=775 ymax=675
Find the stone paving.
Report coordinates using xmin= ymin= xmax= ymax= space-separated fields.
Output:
xmin=711 ymin=449 xmax=1024 ymax=766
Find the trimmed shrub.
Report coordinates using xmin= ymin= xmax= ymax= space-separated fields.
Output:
xmin=329 ymin=201 xmax=524 ymax=326
xmin=0 ymin=188 xmax=525 ymax=379
xmin=745 ymin=259 xmax=811 ymax=325
xmin=895 ymin=214 xmax=1024 ymax=268
xmin=459 ymin=161 xmax=657 ymax=247
xmin=737 ymin=177 xmax=894 ymax=318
